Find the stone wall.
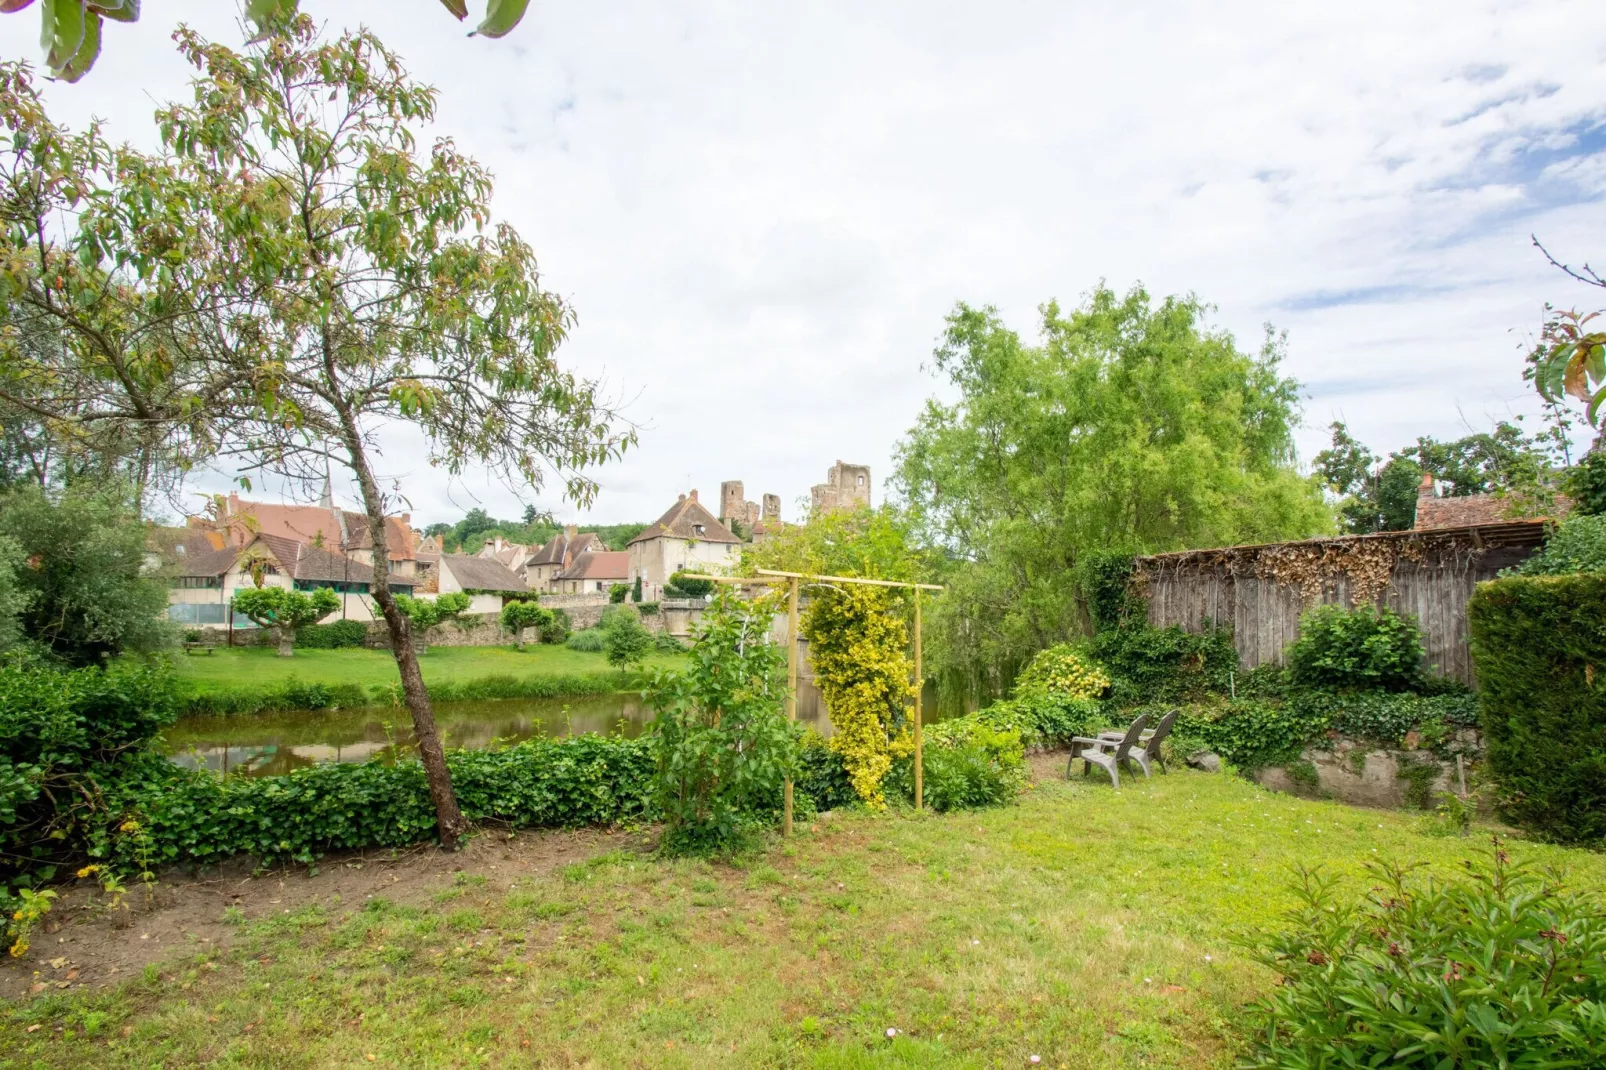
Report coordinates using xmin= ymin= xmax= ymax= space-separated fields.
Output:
xmin=1251 ymin=732 xmax=1481 ymax=810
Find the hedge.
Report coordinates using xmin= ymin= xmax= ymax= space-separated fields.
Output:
xmin=294 ymin=619 xmax=369 ymax=649
xmin=182 ymin=670 xmax=650 ymax=717
xmin=114 ymin=735 xmax=658 ymax=868
xmin=1468 ymin=573 xmax=1606 ymax=844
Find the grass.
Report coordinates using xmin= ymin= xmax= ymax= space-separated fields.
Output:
xmin=5 ymin=770 xmax=1604 ymax=1067
xmin=167 ymin=645 xmax=686 ymax=694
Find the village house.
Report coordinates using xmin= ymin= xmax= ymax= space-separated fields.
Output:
xmin=627 ymin=490 xmax=740 ymax=598
xmin=191 ymin=486 xmax=421 ymax=583
xmin=1412 ymin=471 xmax=1571 ymax=530
xmin=433 ymin=554 xmax=530 ymax=614
xmin=553 ymin=549 xmax=630 ymax=595
xmin=524 ymin=526 xmax=605 ymax=592
xmin=166 ymin=532 xmax=417 ymax=629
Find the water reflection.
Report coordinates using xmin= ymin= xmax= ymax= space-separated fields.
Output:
xmin=165 ymin=689 xmax=861 ymax=779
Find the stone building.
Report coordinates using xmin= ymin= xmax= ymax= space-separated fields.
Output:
xmin=719 ymin=481 xmax=785 ymax=541
xmin=525 ymin=526 xmax=605 ymax=592
xmin=810 ymin=460 xmax=871 ymax=514
xmin=1413 ymin=470 xmax=1571 ymax=531
xmin=627 ymin=490 xmax=740 ymax=597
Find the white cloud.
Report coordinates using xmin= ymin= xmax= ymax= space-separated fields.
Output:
xmin=4 ymin=0 xmax=1605 ymax=526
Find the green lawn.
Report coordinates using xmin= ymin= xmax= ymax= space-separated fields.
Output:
xmin=167 ymin=644 xmax=685 ymax=694
xmin=5 ymin=767 xmax=1603 ymax=1067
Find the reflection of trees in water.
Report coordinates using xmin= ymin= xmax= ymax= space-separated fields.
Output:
xmin=166 ymin=693 xmax=658 ymax=778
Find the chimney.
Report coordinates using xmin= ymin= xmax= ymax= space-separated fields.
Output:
xmin=677 ymin=493 xmax=686 ymax=502
xmin=1417 ymin=471 xmax=1435 ymax=500
xmin=564 ymin=523 xmax=576 ymax=538
xmin=400 ymin=513 xmax=410 ymax=525
xmin=689 ymin=489 xmax=698 ymax=502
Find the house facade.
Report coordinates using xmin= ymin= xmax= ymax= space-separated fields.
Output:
xmin=524 ymin=527 xmax=604 ymax=592
xmin=627 ymin=490 xmax=740 ymax=597
xmin=553 ymin=550 xmax=629 ymax=595
xmin=435 ymin=554 xmax=530 ymax=614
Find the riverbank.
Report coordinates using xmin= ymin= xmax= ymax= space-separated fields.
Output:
xmin=166 ymin=646 xmax=685 ymax=716
xmin=5 ymin=760 xmax=1603 ymax=1066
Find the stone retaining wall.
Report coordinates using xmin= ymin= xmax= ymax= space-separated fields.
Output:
xmin=1251 ymin=732 xmax=1481 ymax=810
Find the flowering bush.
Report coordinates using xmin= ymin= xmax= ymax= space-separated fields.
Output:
xmin=1013 ymin=644 xmax=1110 ymax=700
xmin=1241 ymin=841 xmax=1606 ymax=1067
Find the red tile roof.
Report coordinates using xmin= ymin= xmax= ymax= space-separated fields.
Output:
xmin=628 ymin=493 xmax=740 ymax=546
xmin=554 ymin=550 xmax=629 ymax=582
xmin=1415 ymin=492 xmax=1571 ymax=531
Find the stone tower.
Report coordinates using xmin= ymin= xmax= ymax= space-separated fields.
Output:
xmin=719 ymin=480 xmax=760 ymax=527
xmin=762 ymin=493 xmax=781 ymax=521
xmin=810 ymin=460 xmax=871 ymax=514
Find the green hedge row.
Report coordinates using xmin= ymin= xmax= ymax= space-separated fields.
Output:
xmin=113 ymin=735 xmax=658 ymax=868
xmin=293 ymin=620 xmax=369 ymax=649
xmin=1469 ymin=573 xmax=1606 ymax=844
xmin=182 ymin=670 xmax=652 ymax=717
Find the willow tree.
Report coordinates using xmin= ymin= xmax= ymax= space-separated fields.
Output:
xmin=893 ymin=286 xmax=1333 ymax=696
xmin=0 ymin=18 xmax=631 ymax=848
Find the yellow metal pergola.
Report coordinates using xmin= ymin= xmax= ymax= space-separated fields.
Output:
xmin=680 ymin=568 xmax=944 ymax=835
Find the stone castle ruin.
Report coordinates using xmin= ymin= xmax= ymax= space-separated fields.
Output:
xmin=810 ymin=460 xmax=871 ymax=514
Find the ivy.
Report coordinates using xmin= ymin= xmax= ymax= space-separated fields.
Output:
xmin=802 ymin=583 xmax=915 ymax=808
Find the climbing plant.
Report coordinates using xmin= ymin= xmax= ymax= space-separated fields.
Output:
xmin=802 ymin=583 xmax=915 ymax=808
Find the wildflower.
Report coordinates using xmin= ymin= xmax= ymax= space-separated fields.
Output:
xmin=885 ymin=1028 xmax=897 ymax=1039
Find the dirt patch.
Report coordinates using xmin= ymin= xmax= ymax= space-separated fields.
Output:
xmin=1 ymin=825 xmax=650 ymax=1000
xmin=1028 ymin=748 xmax=1075 ymax=783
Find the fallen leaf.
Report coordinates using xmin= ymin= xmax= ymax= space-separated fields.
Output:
xmin=48 ymin=957 xmax=67 ymax=969
xmin=26 ymin=1024 xmax=41 ymax=1033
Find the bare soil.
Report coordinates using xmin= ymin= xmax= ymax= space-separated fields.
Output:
xmin=0 ymin=825 xmax=651 ymax=1001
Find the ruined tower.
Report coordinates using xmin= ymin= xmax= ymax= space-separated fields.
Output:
xmin=718 ymin=480 xmax=761 ymax=528
xmin=810 ymin=460 xmax=871 ymax=515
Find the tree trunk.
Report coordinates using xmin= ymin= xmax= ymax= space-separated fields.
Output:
xmin=339 ymin=431 xmax=466 ymax=851
xmin=277 ymin=627 xmax=294 ymax=657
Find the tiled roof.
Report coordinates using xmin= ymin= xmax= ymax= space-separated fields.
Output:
xmin=173 ymin=544 xmax=244 ymax=579
xmin=528 ymin=530 xmax=602 ymax=566
xmin=1414 ymin=492 xmax=1571 ymax=531
xmin=207 ymin=498 xmax=416 ymax=560
xmin=555 ymin=550 xmax=629 ymax=582
xmin=628 ymin=494 xmax=740 ymax=546
xmin=256 ymin=534 xmax=380 ymax=586
xmin=440 ymin=554 xmax=529 ymax=594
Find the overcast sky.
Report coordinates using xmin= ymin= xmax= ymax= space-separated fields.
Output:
xmin=4 ymin=1 xmax=1605 ymax=527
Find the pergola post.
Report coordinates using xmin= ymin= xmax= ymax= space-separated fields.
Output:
xmin=913 ymin=588 xmax=923 ymax=811
xmin=784 ymin=575 xmax=800 ymax=837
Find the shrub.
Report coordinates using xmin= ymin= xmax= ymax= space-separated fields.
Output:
xmin=1089 ymin=621 xmax=1237 ymax=704
xmin=1072 ymin=550 xmax=1141 ymax=631
xmin=794 ymin=731 xmax=855 ymax=812
xmin=1468 ymin=573 xmax=1606 ymax=844
xmin=603 ymin=614 xmax=653 ymax=669
xmin=1286 ymin=690 xmax=1479 ymax=753
xmin=1172 ymin=699 xmax=1326 ymax=771
xmin=1287 ymin=604 xmax=1424 ymax=692
xmin=1240 ymin=845 xmax=1606 ymax=1068
xmin=565 ymin=627 xmax=606 ymax=653
xmin=664 ymin=571 xmax=714 ymax=599
xmin=651 ymin=632 xmax=684 ymax=654
xmin=1564 ymin=448 xmax=1606 ymax=516
xmin=608 ymin=583 xmax=629 ymax=603
xmin=1507 ymin=512 xmax=1606 ymax=576
xmin=295 ymin=619 xmax=368 ymax=649
xmin=1012 ymin=644 xmax=1110 ymax=700
xmin=637 ymin=601 xmax=660 ymax=616
xmin=889 ymin=715 xmax=1025 ymax=812
xmin=646 ymin=591 xmax=796 ymax=856
xmin=1 ymin=661 xmax=180 ymax=932
xmin=974 ymin=692 xmax=1101 ymax=749
xmin=631 ymin=575 xmax=643 ymax=602
xmin=120 ymin=735 xmax=656 ymax=869
xmin=499 ymin=600 xmax=549 ymax=649
xmin=537 ymin=607 xmax=570 ymax=645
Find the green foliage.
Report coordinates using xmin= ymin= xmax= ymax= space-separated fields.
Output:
xmin=972 ymin=692 xmax=1103 ymax=750
xmin=1171 ymin=699 xmax=1324 ymax=771
xmin=793 ymin=731 xmax=856 ymax=813
xmin=0 ymin=482 xmax=172 ymax=665
xmin=538 ymin=608 xmax=569 ymax=645
xmin=232 ymin=587 xmax=341 ymax=652
xmin=636 ymin=601 xmax=659 ymax=616
xmin=0 ymin=660 xmax=179 ymax=921
xmin=1566 ymin=448 xmax=1606 ymax=515
xmin=608 ymin=583 xmax=628 ymax=604
xmin=1469 ymin=573 xmax=1606 ymax=844
xmin=663 ymin=572 xmax=714 ymax=600
xmin=651 ymin=632 xmax=684 ymax=654
xmin=1533 ymin=307 xmax=1606 ymax=430
xmin=499 ymin=599 xmax=549 ymax=648
xmin=293 ymin=620 xmax=368 ymax=650
xmin=565 ymin=628 xmax=606 ymax=653
xmin=631 ymin=575 xmax=643 ymax=602
xmin=180 ymin=669 xmax=650 ymax=718
xmin=1240 ymin=848 xmax=1606 ymax=1068
xmin=1287 ymin=604 xmax=1425 ymax=692
xmin=1507 ymin=513 xmax=1606 ymax=576
xmin=123 ymin=735 xmax=655 ymax=870
xmin=888 ymin=716 xmax=1025 ymax=813
xmin=803 ymin=583 xmax=914 ymax=808
xmin=646 ymin=590 xmax=796 ymax=856
xmin=893 ymin=286 xmax=1332 ymax=696
xmin=1071 ymin=551 xmax=1140 ymax=632
xmin=602 ymin=613 xmax=653 ymax=670
xmin=393 ymin=592 xmax=470 ymax=636
xmin=1012 ymin=644 xmax=1111 ymax=701
xmin=1088 ymin=621 xmax=1238 ymax=705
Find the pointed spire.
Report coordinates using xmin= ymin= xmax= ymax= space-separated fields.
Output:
xmin=319 ymin=466 xmax=335 ymax=509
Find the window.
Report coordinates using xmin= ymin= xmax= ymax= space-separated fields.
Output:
xmin=294 ymin=579 xmax=371 ymax=594
xmin=856 ymin=475 xmax=864 ymax=486
xmin=595 ymin=581 xmax=604 ymax=591
xmin=172 ymin=576 xmax=222 ymax=589
xmin=693 ymin=524 xmax=705 ymax=537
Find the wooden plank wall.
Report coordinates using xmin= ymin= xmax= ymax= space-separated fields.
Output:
xmin=1140 ymin=552 xmax=1513 ymax=686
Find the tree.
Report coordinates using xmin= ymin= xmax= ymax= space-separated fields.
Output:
xmin=892 ymin=286 xmax=1332 ymax=697
xmin=0 ymin=21 xmax=633 ymax=849
xmin=0 ymin=481 xmax=170 ymax=666
xmin=3 ymin=0 xmax=531 ymax=83
xmin=602 ymin=610 xmax=653 ymax=669
xmin=631 ymin=575 xmax=643 ymax=603
xmin=396 ymin=592 xmax=471 ymax=654
xmin=665 ymin=571 xmax=715 ymax=599
xmin=1531 ymin=240 xmax=1606 ymax=434
xmin=231 ymin=585 xmax=339 ymax=657
xmin=499 ymin=598 xmax=547 ymax=650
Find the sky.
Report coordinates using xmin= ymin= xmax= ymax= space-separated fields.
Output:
xmin=4 ymin=1 xmax=1605 ymax=528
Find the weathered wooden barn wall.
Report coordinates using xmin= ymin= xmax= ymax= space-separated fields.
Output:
xmin=1134 ymin=522 xmax=1549 ymax=685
